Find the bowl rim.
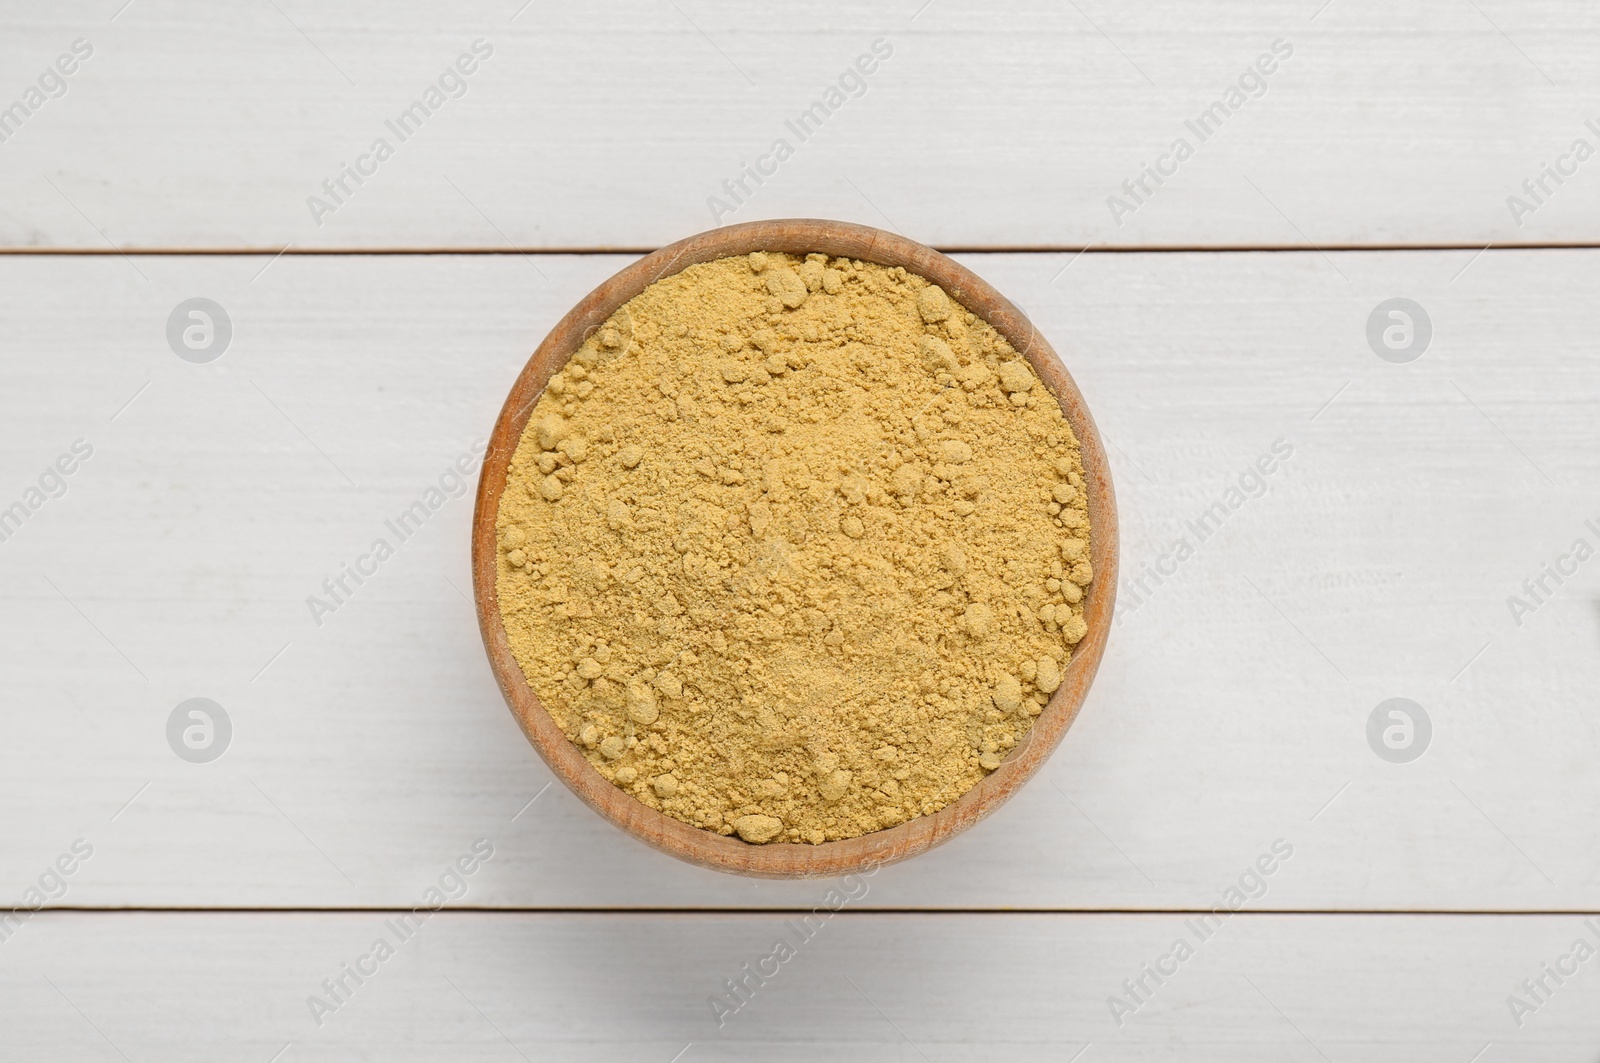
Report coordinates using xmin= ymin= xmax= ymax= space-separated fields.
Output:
xmin=471 ymin=218 xmax=1118 ymax=878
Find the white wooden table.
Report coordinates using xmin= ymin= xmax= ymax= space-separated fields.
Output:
xmin=3 ymin=1 xmax=1598 ymax=1058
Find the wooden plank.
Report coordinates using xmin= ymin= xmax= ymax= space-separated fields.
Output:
xmin=0 ymin=250 xmax=1596 ymax=909
xmin=3 ymin=912 xmax=1598 ymax=1060
xmin=0 ymin=1 xmax=1597 ymax=250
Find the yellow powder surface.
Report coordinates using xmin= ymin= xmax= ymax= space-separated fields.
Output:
xmin=496 ymin=252 xmax=1093 ymax=845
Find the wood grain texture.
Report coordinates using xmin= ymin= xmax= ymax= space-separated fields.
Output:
xmin=0 ymin=1 xmax=1597 ymax=250
xmin=4 ymin=912 xmax=1599 ymax=1061
xmin=472 ymin=219 xmax=1118 ymax=877
xmin=0 ymin=250 xmax=1596 ymax=909
xmin=5 ymin=3 xmax=1594 ymax=1044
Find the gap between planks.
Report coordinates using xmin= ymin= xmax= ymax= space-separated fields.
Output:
xmin=27 ymin=907 xmax=1600 ymax=917
xmin=1 ymin=242 xmax=1598 ymax=256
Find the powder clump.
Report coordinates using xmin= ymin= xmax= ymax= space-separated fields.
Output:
xmin=496 ymin=252 xmax=1093 ymax=844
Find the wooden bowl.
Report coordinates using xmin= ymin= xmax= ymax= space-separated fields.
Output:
xmin=472 ymin=219 xmax=1118 ymax=878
